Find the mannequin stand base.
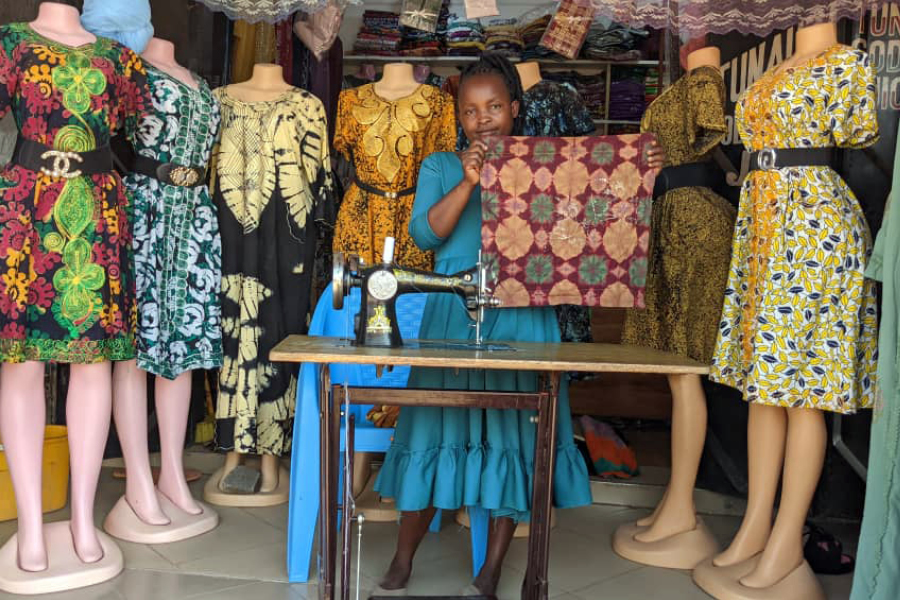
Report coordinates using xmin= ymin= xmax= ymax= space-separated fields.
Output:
xmin=203 ymin=465 xmax=290 ymax=507
xmin=104 ymin=492 xmax=218 ymax=543
xmin=613 ymin=518 xmax=719 ymax=569
xmin=455 ymin=507 xmax=556 ymax=538
xmin=692 ymin=555 xmax=825 ymax=600
xmin=0 ymin=522 xmax=123 ymax=595
xmin=354 ymin=470 xmax=399 ymax=522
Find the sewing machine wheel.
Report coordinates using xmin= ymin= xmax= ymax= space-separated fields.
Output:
xmin=332 ymin=253 xmax=348 ymax=310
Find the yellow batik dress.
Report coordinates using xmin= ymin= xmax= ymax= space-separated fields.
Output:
xmin=332 ymin=83 xmax=456 ymax=269
xmin=710 ymin=45 xmax=879 ymax=414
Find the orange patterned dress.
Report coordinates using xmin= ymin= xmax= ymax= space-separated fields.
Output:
xmin=710 ymin=45 xmax=879 ymax=414
xmin=332 ymin=83 xmax=456 ymax=269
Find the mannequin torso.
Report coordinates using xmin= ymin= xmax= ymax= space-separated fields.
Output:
xmin=770 ymin=22 xmax=839 ymax=77
xmin=225 ymin=63 xmax=292 ymax=103
xmin=686 ymin=47 xmax=720 ymax=72
xmin=373 ymin=63 xmax=420 ymax=101
xmin=30 ymin=2 xmax=96 ymax=47
xmin=141 ymin=37 xmax=197 ymax=90
xmin=516 ymin=62 xmax=542 ymax=92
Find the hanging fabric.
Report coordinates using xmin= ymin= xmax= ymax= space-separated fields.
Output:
xmin=229 ymin=20 xmax=277 ymax=83
xmin=81 ymin=0 xmax=153 ymax=52
xmin=590 ymin=0 xmax=888 ymax=38
xmin=293 ymin=0 xmax=346 ymax=60
xmin=194 ymin=0 xmax=358 ymax=24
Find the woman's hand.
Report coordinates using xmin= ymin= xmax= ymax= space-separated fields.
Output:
xmin=646 ymin=141 xmax=666 ymax=171
xmin=460 ymin=140 xmax=487 ymax=187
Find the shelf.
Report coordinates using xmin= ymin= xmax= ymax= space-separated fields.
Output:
xmin=343 ymin=55 xmax=660 ymax=68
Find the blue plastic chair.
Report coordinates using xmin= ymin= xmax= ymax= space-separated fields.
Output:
xmin=286 ymin=288 xmax=490 ymax=582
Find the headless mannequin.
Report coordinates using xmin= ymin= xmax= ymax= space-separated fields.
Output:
xmin=516 ymin=62 xmax=542 ymax=92
xmin=373 ymin=63 xmax=420 ymax=101
xmin=696 ymin=23 xmax=838 ymax=600
xmin=217 ymin=63 xmax=291 ymax=493
xmin=0 ymin=1 xmax=109 ymax=574
xmin=109 ymin=37 xmax=205 ymax=530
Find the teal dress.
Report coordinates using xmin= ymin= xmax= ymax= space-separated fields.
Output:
xmin=374 ymin=152 xmax=592 ymax=521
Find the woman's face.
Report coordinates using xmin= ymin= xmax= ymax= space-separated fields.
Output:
xmin=457 ymin=73 xmax=519 ymax=145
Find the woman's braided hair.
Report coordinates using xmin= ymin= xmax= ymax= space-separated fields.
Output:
xmin=458 ymin=53 xmax=526 ymax=137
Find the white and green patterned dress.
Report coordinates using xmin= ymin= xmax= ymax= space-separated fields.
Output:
xmin=124 ymin=65 xmax=222 ymax=379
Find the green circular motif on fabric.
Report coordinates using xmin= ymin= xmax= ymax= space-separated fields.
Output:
xmin=579 ymin=255 xmax=608 ymax=286
xmin=44 ymin=232 xmax=65 ymax=253
xmin=54 ymin=125 xmax=93 ymax=152
xmin=52 ymin=52 xmax=107 ymax=115
xmin=533 ymin=141 xmax=557 ymax=164
xmin=525 ymin=254 xmax=554 ymax=285
xmin=629 ymin=257 xmax=648 ymax=287
xmin=55 ymin=177 xmax=93 ymax=240
xmin=530 ymin=193 xmax=555 ymax=224
xmin=584 ymin=196 xmax=611 ymax=226
xmin=591 ymin=142 xmax=615 ymax=166
xmin=636 ymin=198 xmax=652 ymax=225
xmin=481 ymin=190 xmax=500 ymax=221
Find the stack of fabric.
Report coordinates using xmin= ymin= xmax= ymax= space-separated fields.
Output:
xmin=582 ymin=21 xmax=649 ymax=61
xmin=608 ymin=69 xmax=647 ymax=122
xmin=484 ymin=17 xmax=524 ymax=58
xmin=446 ymin=16 xmax=485 ymax=56
xmin=353 ymin=10 xmax=402 ymax=55
xmin=644 ymin=69 xmax=660 ymax=106
xmin=519 ymin=13 xmax=553 ymax=60
xmin=400 ymin=1 xmax=450 ymax=57
xmin=545 ymin=70 xmax=606 ymax=119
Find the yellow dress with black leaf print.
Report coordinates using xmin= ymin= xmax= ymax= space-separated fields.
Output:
xmin=710 ymin=45 xmax=879 ymax=414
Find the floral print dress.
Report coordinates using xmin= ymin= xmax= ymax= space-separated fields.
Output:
xmin=0 ymin=23 xmax=147 ymax=363
xmin=711 ymin=46 xmax=879 ymax=414
xmin=125 ymin=65 xmax=222 ymax=379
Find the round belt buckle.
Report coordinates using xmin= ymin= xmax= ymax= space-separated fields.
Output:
xmin=757 ymin=148 xmax=778 ymax=171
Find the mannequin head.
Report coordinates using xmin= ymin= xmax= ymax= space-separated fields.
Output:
xmin=679 ymin=35 xmax=709 ymax=70
xmin=457 ymin=53 xmax=524 ymax=145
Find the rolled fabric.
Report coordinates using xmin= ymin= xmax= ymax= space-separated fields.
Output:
xmin=81 ymin=0 xmax=154 ymax=53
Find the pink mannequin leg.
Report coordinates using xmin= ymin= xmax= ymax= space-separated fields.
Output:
xmin=112 ymin=360 xmax=169 ymax=525
xmin=67 ymin=361 xmax=113 ymax=564
xmin=0 ymin=361 xmax=48 ymax=572
xmin=155 ymin=372 xmax=202 ymax=515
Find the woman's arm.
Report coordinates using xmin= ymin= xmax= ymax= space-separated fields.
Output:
xmin=424 ymin=141 xmax=485 ymax=239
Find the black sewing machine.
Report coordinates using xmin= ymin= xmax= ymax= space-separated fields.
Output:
xmin=332 ymin=238 xmax=500 ymax=348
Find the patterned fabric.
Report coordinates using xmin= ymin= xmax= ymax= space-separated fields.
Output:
xmin=621 ymin=66 xmax=736 ymax=363
xmin=332 ymin=83 xmax=456 ymax=269
xmin=212 ymin=87 xmax=334 ymax=455
xmin=125 ymin=66 xmax=222 ymax=380
xmin=0 ymin=23 xmax=148 ymax=363
xmin=400 ymin=0 xmax=443 ymax=33
xmin=710 ymin=45 xmax=879 ymax=414
xmin=193 ymin=0 xmax=333 ymax=23
xmin=590 ymin=0 xmax=886 ymax=37
xmin=480 ymin=134 xmax=654 ymax=309
xmin=540 ymin=0 xmax=595 ymax=60
xmin=464 ymin=0 xmax=499 ymax=19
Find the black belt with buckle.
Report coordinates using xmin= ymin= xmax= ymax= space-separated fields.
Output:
xmin=12 ymin=137 xmax=113 ymax=179
xmin=749 ymin=147 xmax=836 ymax=172
xmin=353 ymin=177 xmax=416 ymax=200
xmin=652 ymin=162 xmax=722 ymax=199
xmin=132 ymin=156 xmax=207 ymax=188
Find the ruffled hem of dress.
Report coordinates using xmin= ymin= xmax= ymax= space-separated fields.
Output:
xmin=0 ymin=336 xmax=135 ymax=364
xmin=138 ymin=352 xmax=223 ymax=380
xmin=191 ymin=0 xmax=330 ymax=24
xmin=374 ymin=440 xmax=591 ymax=518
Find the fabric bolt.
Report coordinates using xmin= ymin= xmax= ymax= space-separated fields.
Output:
xmin=212 ymin=87 xmax=334 ymax=455
xmin=710 ymin=45 xmax=879 ymax=414
xmin=0 ymin=23 xmax=148 ymax=363
xmin=480 ymin=134 xmax=654 ymax=309
xmin=540 ymin=0 xmax=596 ymax=60
xmin=332 ymin=83 xmax=456 ymax=269
xmin=125 ymin=65 xmax=222 ymax=380
xmin=621 ymin=66 xmax=736 ymax=364
xmin=465 ymin=0 xmax=500 ymax=19
xmin=374 ymin=152 xmax=592 ymax=521
xmin=400 ymin=0 xmax=443 ymax=33
xmin=81 ymin=0 xmax=153 ymax=53
xmin=851 ymin=123 xmax=900 ymax=600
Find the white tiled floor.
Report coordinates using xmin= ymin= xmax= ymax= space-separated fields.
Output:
xmin=0 ymin=470 xmax=856 ymax=599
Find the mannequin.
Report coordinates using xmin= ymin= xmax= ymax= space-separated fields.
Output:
xmin=373 ymin=63 xmax=420 ymax=101
xmin=614 ymin=45 xmax=730 ymax=570
xmin=515 ymin=61 xmax=542 ymax=92
xmin=694 ymin=21 xmax=869 ymax=600
xmin=0 ymin=1 xmax=138 ymax=592
xmin=103 ymin=35 xmax=219 ymax=543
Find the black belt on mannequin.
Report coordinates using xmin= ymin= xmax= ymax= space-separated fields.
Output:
xmin=132 ymin=156 xmax=207 ymax=188
xmin=748 ymin=147 xmax=836 ymax=172
xmin=353 ymin=177 xmax=416 ymax=199
xmin=652 ymin=162 xmax=722 ymax=199
xmin=12 ymin=137 xmax=113 ymax=179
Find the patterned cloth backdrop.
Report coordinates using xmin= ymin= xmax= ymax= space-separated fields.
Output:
xmin=540 ymin=0 xmax=596 ymax=59
xmin=480 ymin=134 xmax=656 ymax=309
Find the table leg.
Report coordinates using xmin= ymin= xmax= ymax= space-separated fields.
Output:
xmin=341 ymin=412 xmax=355 ymax=600
xmin=522 ymin=373 xmax=560 ymax=600
xmin=319 ymin=365 xmax=335 ymax=600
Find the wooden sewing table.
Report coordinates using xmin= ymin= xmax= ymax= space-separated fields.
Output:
xmin=271 ymin=335 xmax=708 ymax=600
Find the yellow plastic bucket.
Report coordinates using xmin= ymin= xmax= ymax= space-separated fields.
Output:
xmin=0 ymin=425 xmax=70 ymax=522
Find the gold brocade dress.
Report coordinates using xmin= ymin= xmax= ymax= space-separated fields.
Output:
xmin=711 ymin=46 xmax=878 ymax=414
xmin=332 ymin=83 xmax=456 ymax=268
xmin=621 ymin=66 xmax=736 ymax=363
